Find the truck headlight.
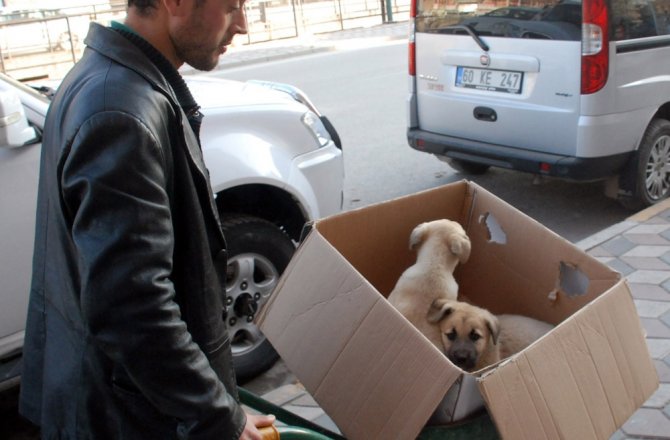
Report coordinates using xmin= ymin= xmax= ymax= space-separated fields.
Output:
xmin=302 ymin=111 xmax=332 ymax=148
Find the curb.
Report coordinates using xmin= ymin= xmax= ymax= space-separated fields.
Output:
xmin=576 ymin=198 xmax=670 ymax=251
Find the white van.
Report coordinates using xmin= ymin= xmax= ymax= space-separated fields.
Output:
xmin=407 ymin=0 xmax=670 ymax=209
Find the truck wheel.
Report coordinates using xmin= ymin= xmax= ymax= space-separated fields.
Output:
xmin=620 ymin=119 xmax=670 ymax=210
xmin=220 ymin=215 xmax=295 ymax=382
xmin=447 ymin=158 xmax=490 ymax=175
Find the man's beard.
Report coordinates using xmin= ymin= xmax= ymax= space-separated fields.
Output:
xmin=174 ymin=40 xmax=220 ymax=71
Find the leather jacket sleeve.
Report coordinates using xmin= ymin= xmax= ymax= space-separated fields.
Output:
xmin=60 ymin=110 xmax=246 ymax=439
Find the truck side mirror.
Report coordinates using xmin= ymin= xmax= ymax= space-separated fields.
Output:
xmin=0 ymin=89 xmax=40 ymax=148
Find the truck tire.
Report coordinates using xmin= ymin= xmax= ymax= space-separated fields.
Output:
xmin=220 ymin=215 xmax=295 ymax=382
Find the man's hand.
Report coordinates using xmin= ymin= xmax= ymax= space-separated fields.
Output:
xmin=238 ymin=412 xmax=277 ymax=440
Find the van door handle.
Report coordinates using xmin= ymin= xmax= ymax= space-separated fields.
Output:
xmin=473 ymin=106 xmax=497 ymax=122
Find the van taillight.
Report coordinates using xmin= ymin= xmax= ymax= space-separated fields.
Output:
xmin=409 ymin=0 xmax=416 ymax=76
xmin=582 ymin=0 xmax=609 ymax=94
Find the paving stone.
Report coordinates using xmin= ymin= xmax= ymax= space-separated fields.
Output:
xmin=281 ymin=403 xmax=328 ymax=422
xmin=606 ymin=258 xmax=635 ymax=276
xmin=637 ymin=300 xmax=670 ymax=318
xmin=641 ymin=318 xmax=670 ymax=338
xmin=628 ymin=270 xmax=670 ymax=284
xmin=642 ymin=218 xmax=670 ymax=227
xmin=643 ymin=384 xmax=670 ymax=409
xmin=608 ymin=430 xmax=627 ymax=440
xmin=311 ymin=414 xmax=341 ymax=435
xmin=629 ymin=283 xmax=670 ymax=301
xmin=601 ymin=237 xmax=637 ymax=256
xmin=595 ymin=256 xmax=617 ymax=265
xmin=662 ymin=228 xmax=670 ymax=241
xmin=647 ymin=338 xmax=670 ymax=359
xmin=588 ymin=246 xmax=615 ymax=257
xmin=627 ymin=224 xmax=670 ymax=235
xmin=655 ymin=359 xmax=670 ymax=383
xmin=624 ymin=245 xmax=670 ymax=258
xmin=622 ymin=256 xmax=670 ymax=271
xmin=662 ymin=309 xmax=670 ymax=327
xmin=261 ymin=383 xmax=307 ymax=406
xmin=626 ymin=233 xmax=670 ymax=245
xmin=622 ymin=408 xmax=670 ymax=438
xmin=289 ymin=392 xmax=319 ymax=407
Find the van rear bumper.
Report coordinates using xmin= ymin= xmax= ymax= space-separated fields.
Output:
xmin=407 ymin=128 xmax=632 ymax=180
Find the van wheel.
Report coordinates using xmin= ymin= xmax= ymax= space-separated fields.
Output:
xmin=620 ymin=119 xmax=670 ymax=210
xmin=447 ymin=158 xmax=490 ymax=175
xmin=220 ymin=215 xmax=295 ymax=382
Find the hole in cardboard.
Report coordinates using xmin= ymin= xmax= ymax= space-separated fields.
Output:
xmin=557 ymin=262 xmax=589 ymax=298
xmin=480 ymin=213 xmax=507 ymax=244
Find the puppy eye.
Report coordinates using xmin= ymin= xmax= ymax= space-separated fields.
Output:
xmin=469 ymin=331 xmax=481 ymax=342
xmin=446 ymin=330 xmax=457 ymax=341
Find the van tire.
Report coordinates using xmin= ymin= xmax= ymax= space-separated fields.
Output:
xmin=447 ymin=159 xmax=491 ymax=175
xmin=620 ymin=118 xmax=670 ymax=210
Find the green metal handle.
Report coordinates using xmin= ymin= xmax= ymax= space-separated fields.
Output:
xmin=276 ymin=426 xmax=334 ymax=440
xmin=238 ymin=387 xmax=344 ymax=439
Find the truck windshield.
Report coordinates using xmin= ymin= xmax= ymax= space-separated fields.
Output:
xmin=415 ymin=0 xmax=582 ymax=41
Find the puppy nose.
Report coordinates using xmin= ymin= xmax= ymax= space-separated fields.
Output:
xmin=450 ymin=349 xmax=474 ymax=369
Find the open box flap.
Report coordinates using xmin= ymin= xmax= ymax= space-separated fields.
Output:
xmin=258 ymin=229 xmax=463 ymax=439
xmin=477 ymin=280 xmax=658 ymax=439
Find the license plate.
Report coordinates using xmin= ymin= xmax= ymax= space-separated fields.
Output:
xmin=455 ymin=66 xmax=523 ymax=94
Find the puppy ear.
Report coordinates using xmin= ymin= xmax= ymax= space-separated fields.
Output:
xmin=427 ymin=299 xmax=454 ymax=323
xmin=485 ymin=312 xmax=501 ymax=345
xmin=409 ymin=223 xmax=428 ymax=251
xmin=449 ymin=232 xmax=472 ymax=264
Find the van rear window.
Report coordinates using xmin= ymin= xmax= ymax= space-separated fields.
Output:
xmin=415 ymin=0 xmax=670 ymax=42
xmin=415 ymin=0 xmax=582 ymax=41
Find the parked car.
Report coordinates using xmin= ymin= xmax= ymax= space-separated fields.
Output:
xmin=408 ymin=0 xmax=670 ymax=209
xmin=0 ymin=71 xmax=344 ymax=390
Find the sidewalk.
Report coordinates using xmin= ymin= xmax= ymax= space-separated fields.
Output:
xmin=251 ymin=199 xmax=670 ymax=439
xmin=180 ymin=20 xmax=410 ymax=75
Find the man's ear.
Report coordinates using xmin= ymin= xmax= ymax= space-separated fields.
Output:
xmin=162 ymin=0 xmax=192 ymax=17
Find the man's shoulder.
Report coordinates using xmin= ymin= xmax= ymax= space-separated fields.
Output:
xmin=56 ymin=57 xmax=175 ymax=126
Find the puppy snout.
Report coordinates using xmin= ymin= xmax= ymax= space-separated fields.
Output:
xmin=448 ymin=347 xmax=477 ymax=371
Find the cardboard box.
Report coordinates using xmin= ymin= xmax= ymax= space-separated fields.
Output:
xmin=257 ymin=181 xmax=658 ymax=440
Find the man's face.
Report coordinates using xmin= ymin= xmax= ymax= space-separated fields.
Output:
xmin=172 ymin=0 xmax=247 ymax=71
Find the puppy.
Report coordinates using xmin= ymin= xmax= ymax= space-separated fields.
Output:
xmin=387 ymin=219 xmax=471 ymax=349
xmin=428 ymin=299 xmax=554 ymax=372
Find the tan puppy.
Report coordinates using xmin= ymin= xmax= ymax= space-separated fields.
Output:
xmin=428 ymin=299 xmax=554 ymax=372
xmin=387 ymin=219 xmax=471 ymax=349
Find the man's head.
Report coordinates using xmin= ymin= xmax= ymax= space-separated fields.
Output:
xmin=128 ymin=0 xmax=159 ymax=15
xmin=127 ymin=0 xmax=247 ymax=70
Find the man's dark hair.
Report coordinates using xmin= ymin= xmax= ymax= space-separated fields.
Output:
xmin=128 ymin=0 xmax=158 ymax=14
xmin=128 ymin=0 xmax=206 ymax=13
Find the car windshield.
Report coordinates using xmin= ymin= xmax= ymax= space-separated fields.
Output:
xmin=415 ymin=0 xmax=582 ymax=41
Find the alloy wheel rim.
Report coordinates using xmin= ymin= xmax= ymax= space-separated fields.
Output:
xmin=645 ymin=135 xmax=670 ymax=201
xmin=224 ymin=253 xmax=279 ymax=356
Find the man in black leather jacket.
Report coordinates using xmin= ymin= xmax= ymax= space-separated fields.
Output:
xmin=19 ymin=1 xmax=275 ymax=438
